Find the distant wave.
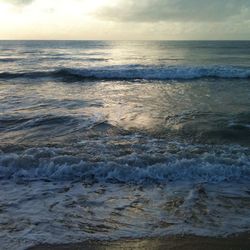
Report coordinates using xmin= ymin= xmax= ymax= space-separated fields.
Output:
xmin=1 ymin=65 xmax=250 ymax=81
xmin=0 ymin=58 xmax=22 ymax=63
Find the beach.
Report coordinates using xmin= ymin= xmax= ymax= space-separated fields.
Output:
xmin=29 ymin=233 xmax=250 ymax=250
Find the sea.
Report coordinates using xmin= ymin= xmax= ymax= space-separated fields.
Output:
xmin=0 ymin=40 xmax=250 ymax=249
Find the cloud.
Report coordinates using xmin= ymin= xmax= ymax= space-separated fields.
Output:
xmin=0 ymin=0 xmax=34 ymax=5
xmin=97 ymin=0 xmax=250 ymax=23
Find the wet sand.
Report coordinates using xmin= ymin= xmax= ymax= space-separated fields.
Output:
xmin=28 ymin=233 xmax=250 ymax=250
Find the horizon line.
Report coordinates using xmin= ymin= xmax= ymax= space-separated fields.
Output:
xmin=0 ymin=39 xmax=250 ymax=41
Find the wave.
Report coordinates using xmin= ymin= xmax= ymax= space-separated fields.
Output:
xmin=0 ymin=65 xmax=250 ymax=81
xmin=37 ymin=57 xmax=108 ymax=62
xmin=0 ymin=144 xmax=249 ymax=183
xmin=0 ymin=58 xmax=22 ymax=63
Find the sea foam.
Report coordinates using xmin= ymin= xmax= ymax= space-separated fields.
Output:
xmin=1 ymin=142 xmax=249 ymax=184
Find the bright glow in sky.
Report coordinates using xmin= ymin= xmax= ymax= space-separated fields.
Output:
xmin=0 ymin=0 xmax=249 ymax=40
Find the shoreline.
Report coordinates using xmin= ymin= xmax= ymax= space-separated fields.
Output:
xmin=28 ymin=233 xmax=250 ymax=250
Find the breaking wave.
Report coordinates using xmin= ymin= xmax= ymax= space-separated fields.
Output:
xmin=1 ymin=65 xmax=250 ymax=81
xmin=1 ymin=143 xmax=249 ymax=184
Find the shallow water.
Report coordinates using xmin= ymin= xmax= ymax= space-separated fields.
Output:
xmin=0 ymin=41 xmax=250 ymax=249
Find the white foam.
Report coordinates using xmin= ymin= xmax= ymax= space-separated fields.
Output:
xmin=1 ymin=181 xmax=250 ymax=250
xmin=0 ymin=141 xmax=249 ymax=249
xmin=0 ymin=142 xmax=249 ymax=184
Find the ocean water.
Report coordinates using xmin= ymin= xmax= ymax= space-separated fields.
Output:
xmin=0 ymin=40 xmax=250 ymax=249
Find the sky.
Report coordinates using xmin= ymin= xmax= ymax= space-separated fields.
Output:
xmin=0 ymin=0 xmax=249 ymax=40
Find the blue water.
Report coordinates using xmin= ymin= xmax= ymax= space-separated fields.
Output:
xmin=0 ymin=41 xmax=250 ymax=249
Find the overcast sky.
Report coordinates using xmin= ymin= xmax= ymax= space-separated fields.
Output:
xmin=0 ymin=0 xmax=249 ymax=40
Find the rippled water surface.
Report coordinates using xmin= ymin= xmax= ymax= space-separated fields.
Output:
xmin=0 ymin=41 xmax=250 ymax=249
